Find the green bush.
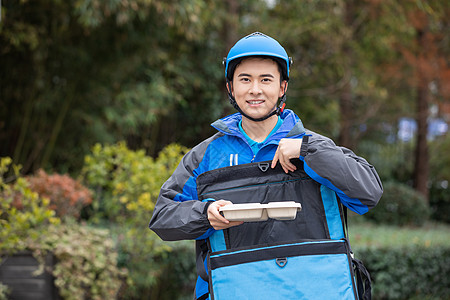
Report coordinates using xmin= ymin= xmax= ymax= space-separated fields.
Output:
xmin=27 ymin=223 xmax=128 ymax=300
xmin=429 ymin=134 xmax=450 ymax=223
xmin=350 ymin=221 xmax=450 ymax=299
xmin=1 ymin=158 xmax=126 ymax=300
xmin=357 ymin=141 xmax=414 ymax=185
xmin=81 ymin=142 xmax=192 ymax=299
xmin=430 ymin=134 xmax=450 ymax=223
xmin=364 ymin=181 xmax=430 ymax=226
xmin=0 ymin=283 xmax=9 ymax=300
xmin=359 ymin=135 xmax=450 ymax=224
xmin=429 ymin=182 xmax=450 ymax=223
xmin=114 ymin=226 xmax=196 ymax=300
xmin=0 ymin=157 xmax=60 ymax=254
xmin=81 ymin=141 xmax=188 ymax=223
xmin=355 ymin=245 xmax=450 ymax=299
xmin=150 ymin=240 xmax=196 ymax=300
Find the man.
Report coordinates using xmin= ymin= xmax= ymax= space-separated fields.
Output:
xmin=149 ymin=32 xmax=382 ymax=300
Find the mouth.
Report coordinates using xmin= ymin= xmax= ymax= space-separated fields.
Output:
xmin=246 ymin=100 xmax=265 ymax=105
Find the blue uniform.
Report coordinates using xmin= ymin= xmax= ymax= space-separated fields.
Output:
xmin=149 ymin=109 xmax=383 ymax=299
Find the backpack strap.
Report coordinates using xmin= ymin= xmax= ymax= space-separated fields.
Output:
xmin=352 ymin=257 xmax=372 ymax=300
xmin=196 ymin=241 xmax=209 ymax=282
xmin=343 ymin=205 xmax=372 ymax=300
xmin=196 ymin=228 xmax=228 ymax=284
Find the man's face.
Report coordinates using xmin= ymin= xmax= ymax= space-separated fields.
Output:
xmin=231 ymin=57 xmax=287 ymax=121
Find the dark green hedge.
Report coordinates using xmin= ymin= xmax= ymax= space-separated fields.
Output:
xmin=145 ymin=243 xmax=450 ymax=300
xmin=430 ymin=183 xmax=450 ymax=224
xmin=355 ymin=246 xmax=450 ymax=300
xmin=364 ymin=182 xmax=431 ymax=226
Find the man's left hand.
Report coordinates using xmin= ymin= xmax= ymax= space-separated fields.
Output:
xmin=271 ymin=138 xmax=303 ymax=173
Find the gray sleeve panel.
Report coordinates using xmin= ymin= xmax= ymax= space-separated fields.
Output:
xmin=149 ymin=134 xmax=223 ymax=241
xmin=301 ymin=130 xmax=383 ymax=212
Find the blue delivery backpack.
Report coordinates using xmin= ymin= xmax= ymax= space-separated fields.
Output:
xmin=196 ymin=159 xmax=371 ymax=300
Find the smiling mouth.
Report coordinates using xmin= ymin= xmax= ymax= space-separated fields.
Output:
xmin=247 ymin=100 xmax=264 ymax=105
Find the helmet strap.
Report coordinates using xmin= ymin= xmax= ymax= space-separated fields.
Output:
xmin=226 ymin=80 xmax=287 ymax=122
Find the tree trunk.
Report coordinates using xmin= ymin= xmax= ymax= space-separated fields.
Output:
xmin=413 ymin=29 xmax=429 ymax=201
xmin=40 ymin=91 xmax=74 ymax=170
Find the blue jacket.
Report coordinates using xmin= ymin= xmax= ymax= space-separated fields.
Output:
xmin=149 ymin=109 xmax=383 ymax=299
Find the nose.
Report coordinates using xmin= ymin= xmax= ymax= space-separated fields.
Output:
xmin=249 ymin=81 xmax=262 ymax=94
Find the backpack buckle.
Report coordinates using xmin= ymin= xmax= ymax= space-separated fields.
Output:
xmin=258 ymin=162 xmax=270 ymax=172
xmin=276 ymin=258 xmax=287 ymax=268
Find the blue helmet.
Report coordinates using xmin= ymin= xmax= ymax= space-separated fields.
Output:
xmin=224 ymin=32 xmax=292 ymax=81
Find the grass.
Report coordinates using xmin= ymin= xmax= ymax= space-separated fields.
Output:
xmin=347 ymin=218 xmax=450 ymax=248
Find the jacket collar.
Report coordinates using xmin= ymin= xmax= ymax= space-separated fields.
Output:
xmin=211 ymin=109 xmax=305 ymax=139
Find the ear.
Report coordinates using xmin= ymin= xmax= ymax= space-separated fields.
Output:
xmin=227 ymin=81 xmax=234 ymax=97
xmin=279 ymin=80 xmax=288 ymax=97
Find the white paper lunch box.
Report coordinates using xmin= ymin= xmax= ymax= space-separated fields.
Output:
xmin=219 ymin=201 xmax=301 ymax=222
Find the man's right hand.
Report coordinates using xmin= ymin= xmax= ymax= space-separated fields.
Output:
xmin=207 ymin=200 xmax=244 ymax=230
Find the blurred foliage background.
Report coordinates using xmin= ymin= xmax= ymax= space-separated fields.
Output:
xmin=1 ymin=0 xmax=449 ymax=299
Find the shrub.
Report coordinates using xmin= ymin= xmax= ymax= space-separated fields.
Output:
xmin=355 ymin=245 xmax=450 ymax=299
xmin=26 ymin=169 xmax=93 ymax=220
xmin=0 ymin=157 xmax=60 ymax=254
xmin=429 ymin=134 xmax=450 ymax=223
xmin=81 ymin=142 xmax=191 ymax=298
xmin=114 ymin=225 xmax=196 ymax=300
xmin=364 ymin=181 xmax=430 ymax=226
xmin=26 ymin=223 xmax=128 ymax=300
xmin=1 ymin=158 xmax=126 ymax=300
xmin=0 ymin=283 xmax=9 ymax=300
xmin=149 ymin=240 xmax=196 ymax=300
xmin=359 ymin=135 xmax=450 ymax=224
xmin=357 ymin=141 xmax=415 ymax=185
xmin=429 ymin=181 xmax=450 ymax=223
xmin=81 ymin=142 xmax=188 ymax=223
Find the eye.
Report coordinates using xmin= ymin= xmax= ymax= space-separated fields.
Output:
xmin=262 ymin=78 xmax=272 ymax=83
xmin=240 ymin=77 xmax=250 ymax=82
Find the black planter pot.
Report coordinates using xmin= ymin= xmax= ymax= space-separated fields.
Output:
xmin=0 ymin=251 xmax=60 ymax=300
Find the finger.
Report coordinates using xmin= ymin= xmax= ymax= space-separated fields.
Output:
xmin=208 ymin=201 xmax=244 ymax=229
xmin=278 ymin=149 xmax=297 ymax=173
xmin=280 ymin=161 xmax=289 ymax=173
xmin=208 ymin=202 xmax=230 ymax=224
xmin=278 ymin=151 xmax=291 ymax=173
xmin=211 ymin=218 xmax=243 ymax=230
xmin=227 ymin=221 xmax=244 ymax=228
xmin=218 ymin=214 xmax=230 ymax=224
xmin=216 ymin=200 xmax=234 ymax=207
xmin=213 ymin=208 xmax=230 ymax=224
xmin=213 ymin=221 xmax=243 ymax=230
xmin=271 ymin=148 xmax=279 ymax=168
xmin=284 ymin=160 xmax=297 ymax=172
xmin=281 ymin=160 xmax=295 ymax=173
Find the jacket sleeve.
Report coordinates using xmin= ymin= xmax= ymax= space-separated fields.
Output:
xmin=148 ymin=139 xmax=215 ymax=241
xmin=299 ymin=131 xmax=383 ymax=215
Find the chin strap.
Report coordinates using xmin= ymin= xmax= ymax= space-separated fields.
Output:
xmin=226 ymin=80 xmax=287 ymax=122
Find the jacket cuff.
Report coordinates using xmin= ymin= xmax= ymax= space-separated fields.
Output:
xmin=300 ymin=135 xmax=309 ymax=158
xmin=202 ymin=198 xmax=215 ymax=214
